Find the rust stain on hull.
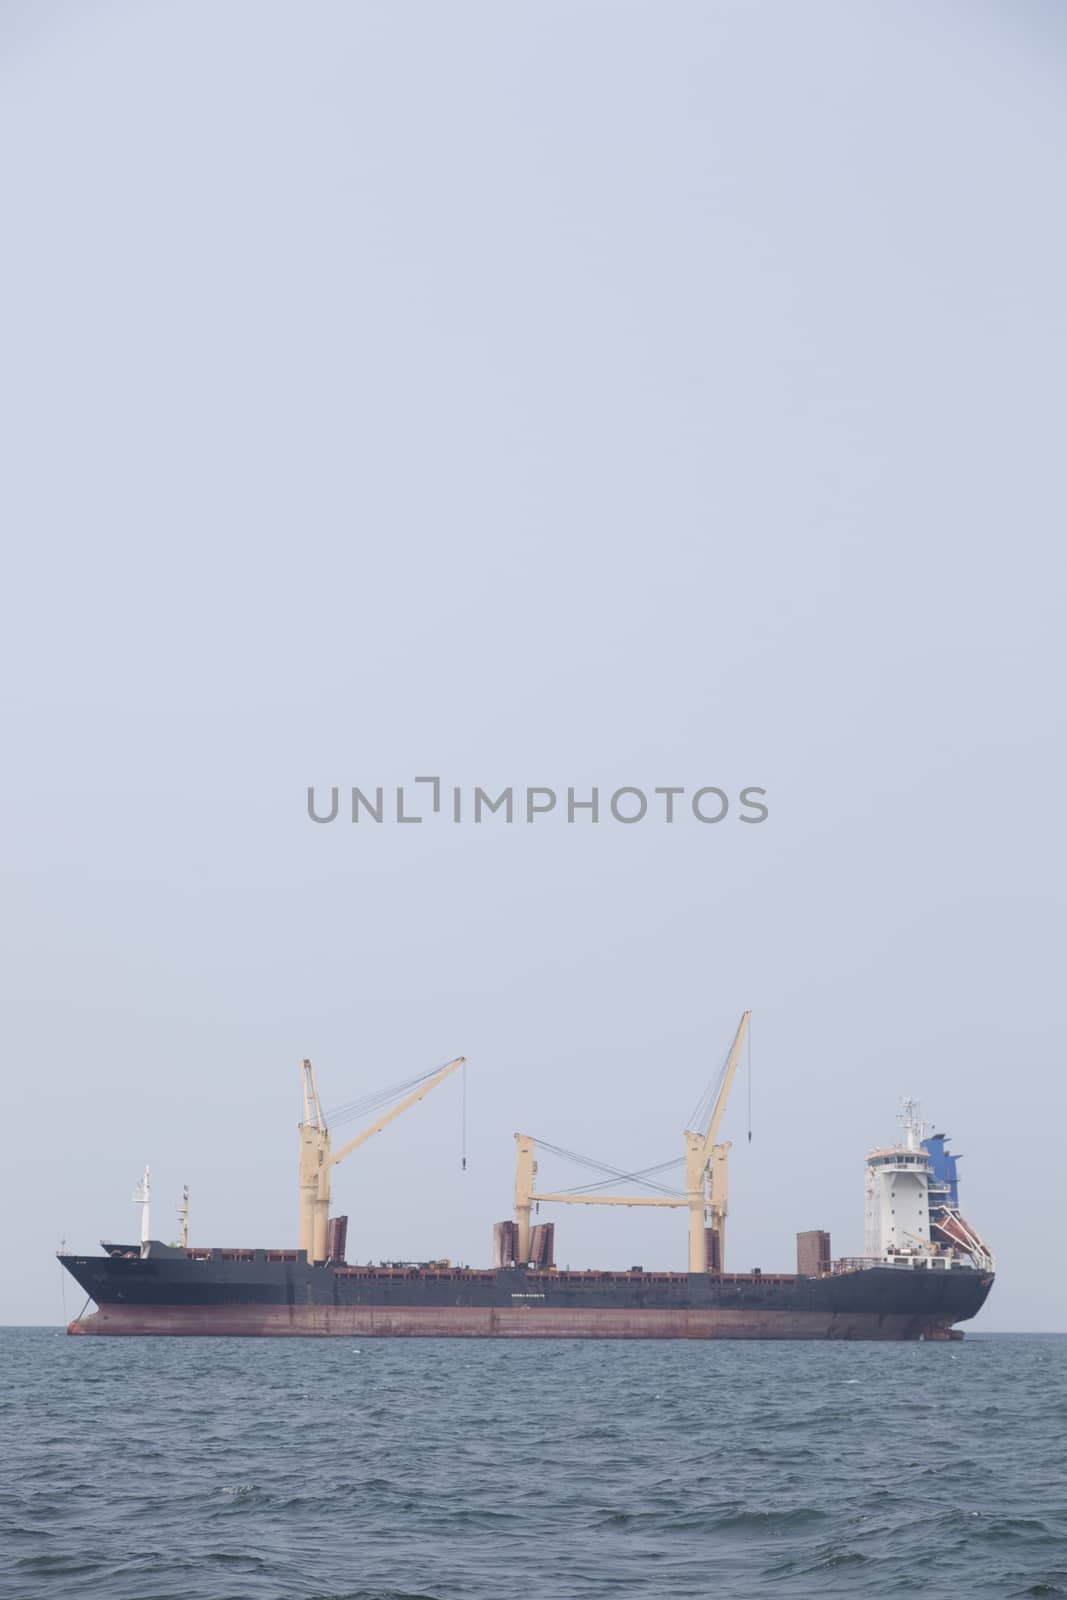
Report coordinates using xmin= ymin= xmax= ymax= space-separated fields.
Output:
xmin=68 ymin=1304 xmax=950 ymax=1340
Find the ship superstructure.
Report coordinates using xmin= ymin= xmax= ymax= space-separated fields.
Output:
xmin=864 ymin=1097 xmax=936 ymax=1262
xmin=863 ymin=1098 xmax=995 ymax=1275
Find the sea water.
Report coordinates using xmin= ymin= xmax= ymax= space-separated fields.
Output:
xmin=1 ymin=1329 xmax=1064 ymax=1599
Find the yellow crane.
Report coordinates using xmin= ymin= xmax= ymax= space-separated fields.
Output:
xmin=513 ymin=1011 xmax=751 ymax=1272
xmin=513 ymin=1134 xmax=688 ymax=1264
xmin=297 ymin=1055 xmax=466 ymax=1264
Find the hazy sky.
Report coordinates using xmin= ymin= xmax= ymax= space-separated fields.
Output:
xmin=2 ymin=2 xmax=1064 ymax=1330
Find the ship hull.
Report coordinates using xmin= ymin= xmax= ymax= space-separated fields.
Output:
xmin=67 ymin=1303 xmax=965 ymax=1339
xmin=60 ymin=1248 xmax=993 ymax=1341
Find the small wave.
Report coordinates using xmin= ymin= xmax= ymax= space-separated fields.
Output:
xmin=305 ymin=1592 xmax=443 ymax=1600
xmin=714 ymin=1506 xmax=828 ymax=1532
xmin=9 ymin=1557 xmax=103 ymax=1577
xmin=974 ymin=1516 xmax=1053 ymax=1541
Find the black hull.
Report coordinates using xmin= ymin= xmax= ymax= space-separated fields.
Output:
xmin=60 ymin=1246 xmax=993 ymax=1340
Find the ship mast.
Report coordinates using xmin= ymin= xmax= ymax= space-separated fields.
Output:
xmin=132 ymin=1165 xmax=151 ymax=1257
xmin=176 ymin=1184 xmax=190 ymax=1249
xmin=297 ymin=1056 xmax=467 ymax=1264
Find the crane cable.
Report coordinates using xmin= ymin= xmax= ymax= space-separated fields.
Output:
xmin=528 ymin=1135 xmax=685 ymax=1198
xmin=564 ymin=1156 xmax=685 ymax=1196
xmin=685 ymin=1037 xmax=733 ymax=1136
xmin=325 ymin=1060 xmax=456 ymax=1129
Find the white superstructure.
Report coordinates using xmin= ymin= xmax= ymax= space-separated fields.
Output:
xmin=864 ymin=1099 xmax=934 ymax=1262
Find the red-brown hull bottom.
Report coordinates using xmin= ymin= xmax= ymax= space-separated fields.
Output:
xmin=68 ymin=1304 xmax=959 ymax=1340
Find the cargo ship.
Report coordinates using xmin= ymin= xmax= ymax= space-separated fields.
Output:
xmin=60 ymin=1015 xmax=995 ymax=1339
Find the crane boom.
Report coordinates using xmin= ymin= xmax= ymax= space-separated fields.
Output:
xmin=690 ymin=1011 xmax=751 ymax=1155
xmin=298 ymin=1055 xmax=466 ymax=1264
xmin=327 ymin=1058 xmax=466 ymax=1169
xmin=530 ymin=1191 xmax=686 ymax=1208
xmin=513 ymin=1133 xmax=690 ymax=1262
xmin=301 ymin=1058 xmax=325 ymax=1130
